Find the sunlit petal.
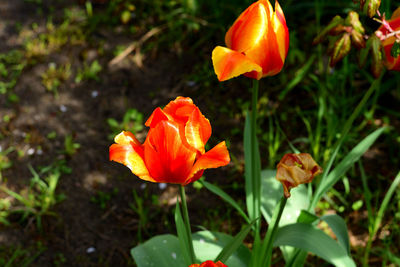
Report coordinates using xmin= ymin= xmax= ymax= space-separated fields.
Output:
xmin=186 ymin=141 xmax=230 ymax=184
xmin=225 ymin=2 xmax=268 ymax=52
xmin=212 ymin=46 xmax=262 ymax=81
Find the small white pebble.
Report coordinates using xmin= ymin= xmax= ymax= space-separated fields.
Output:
xmin=186 ymin=81 xmax=196 ymax=87
xmin=86 ymin=247 xmax=96 ymax=254
xmin=60 ymin=105 xmax=67 ymax=112
xmin=91 ymin=90 xmax=99 ymax=98
xmin=158 ymin=183 xmax=167 ymax=190
xmin=27 ymin=148 xmax=35 ymax=155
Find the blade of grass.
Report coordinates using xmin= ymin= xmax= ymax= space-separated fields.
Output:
xmin=215 ymin=219 xmax=256 ymax=263
xmin=200 ymin=180 xmax=250 ymax=223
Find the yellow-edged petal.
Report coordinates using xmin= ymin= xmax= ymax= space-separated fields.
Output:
xmin=110 ymin=132 xmax=154 ymax=182
xmin=185 ymin=141 xmax=230 ymax=184
xmin=185 ymin=107 xmax=211 ymax=154
xmin=212 ymin=46 xmax=262 ymax=81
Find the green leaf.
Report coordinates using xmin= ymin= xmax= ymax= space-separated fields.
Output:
xmin=131 ymin=234 xmax=186 ymax=267
xmin=175 ymin=198 xmax=192 ymax=265
xmin=215 ymin=220 xmax=256 ymax=262
xmin=260 ymin=169 xmax=310 ymax=260
xmin=200 ymin=180 xmax=250 ymax=223
xmin=274 ymin=223 xmax=356 ymax=267
xmin=372 ymin=171 xmax=400 ymax=236
xmin=321 ymin=214 xmax=350 ymax=254
xmin=131 ymin=231 xmax=251 ymax=267
xmin=244 ymin=112 xmax=261 ymax=221
xmin=313 ymin=127 xmax=386 ymax=204
xmin=193 ymin=231 xmax=251 ymax=267
xmin=260 ymin=170 xmax=309 ymax=226
xmin=297 ymin=210 xmax=319 ymax=224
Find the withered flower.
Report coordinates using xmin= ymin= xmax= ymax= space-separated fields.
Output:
xmin=276 ymin=153 xmax=322 ymax=198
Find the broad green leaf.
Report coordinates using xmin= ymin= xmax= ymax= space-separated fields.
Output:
xmin=321 ymin=214 xmax=350 ymax=254
xmin=260 ymin=169 xmax=309 ymax=260
xmin=274 ymin=223 xmax=356 ymax=267
xmin=200 ymin=180 xmax=250 ymax=223
xmin=193 ymin=231 xmax=251 ymax=267
xmin=215 ymin=220 xmax=255 ymax=262
xmin=131 ymin=234 xmax=185 ymax=267
xmin=175 ymin=199 xmax=191 ymax=265
xmin=297 ymin=210 xmax=318 ymax=224
xmin=313 ymin=127 xmax=386 ymax=206
xmin=131 ymin=231 xmax=251 ymax=267
xmin=260 ymin=170 xmax=309 ymax=226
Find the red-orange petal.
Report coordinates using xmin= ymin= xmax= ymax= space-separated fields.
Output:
xmin=212 ymin=46 xmax=262 ymax=81
xmin=272 ymin=0 xmax=289 ymax=62
xmin=225 ymin=2 xmax=268 ymax=53
xmin=145 ymin=107 xmax=169 ymax=128
xmin=109 ymin=132 xmax=154 ymax=182
xmin=163 ymin=96 xmax=196 ymax=124
xmin=186 ymin=141 xmax=230 ymax=184
xmin=144 ymin=120 xmax=196 ymax=184
xmin=185 ymin=106 xmax=211 ymax=154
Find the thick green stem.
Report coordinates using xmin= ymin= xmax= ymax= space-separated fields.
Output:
xmin=179 ymin=185 xmax=196 ymax=263
xmin=251 ymin=79 xmax=260 ymax=232
xmin=261 ymin=196 xmax=288 ymax=267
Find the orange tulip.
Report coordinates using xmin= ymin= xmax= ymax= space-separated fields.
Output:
xmin=189 ymin=260 xmax=228 ymax=267
xmin=276 ymin=153 xmax=322 ymax=198
xmin=212 ymin=0 xmax=289 ymax=81
xmin=109 ymin=97 xmax=230 ymax=185
xmin=377 ymin=7 xmax=400 ymax=71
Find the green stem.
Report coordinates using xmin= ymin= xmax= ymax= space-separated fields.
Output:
xmin=251 ymin=79 xmax=260 ymax=232
xmin=261 ymin=197 xmax=288 ymax=267
xmin=179 ymin=185 xmax=196 ymax=263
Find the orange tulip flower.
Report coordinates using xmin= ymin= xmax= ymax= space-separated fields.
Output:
xmin=212 ymin=0 xmax=289 ymax=81
xmin=276 ymin=153 xmax=322 ymax=198
xmin=377 ymin=7 xmax=400 ymax=71
xmin=109 ymin=97 xmax=230 ymax=185
xmin=189 ymin=260 xmax=228 ymax=267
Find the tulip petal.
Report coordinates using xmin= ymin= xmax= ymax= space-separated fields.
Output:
xmin=144 ymin=120 xmax=196 ymax=184
xmin=212 ymin=46 xmax=262 ymax=81
xmin=273 ymin=0 xmax=289 ymax=61
xmin=225 ymin=2 xmax=268 ymax=53
xmin=110 ymin=132 xmax=154 ymax=182
xmin=145 ymin=107 xmax=169 ymax=128
xmin=185 ymin=107 xmax=212 ymax=153
xmin=244 ymin=4 xmax=286 ymax=79
xmin=163 ymin=96 xmax=196 ymax=124
xmin=392 ymin=7 xmax=400 ymax=20
xmin=186 ymin=141 xmax=230 ymax=184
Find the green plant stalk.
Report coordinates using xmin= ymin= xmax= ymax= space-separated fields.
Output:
xmin=363 ymin=171 xmax=400 ymax=267
xmin=251 ymin=79 xmax=261 ymax=233
xmin=260 ymin=196 xmax=287 ymax=267
xmin=179 ymin=185 xmax=196 ymax=263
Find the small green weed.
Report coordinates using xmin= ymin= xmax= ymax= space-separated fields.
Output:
xmin=0 ymin=147 xmax=14 ymax=180
xmin=0 ymin=163 xmax=67 ymax=229
xmin=107 ymin=108 xmax=144 ymax=140
xmin=63 ymin=134 xmax=80 ymax=156
xmin=90 ymin=188 xmax=119 ymax=210
xmin=75 ymin=60 xmax=102 ymax=83
xmin=41 ymin=63 xmax=71 ymax=96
